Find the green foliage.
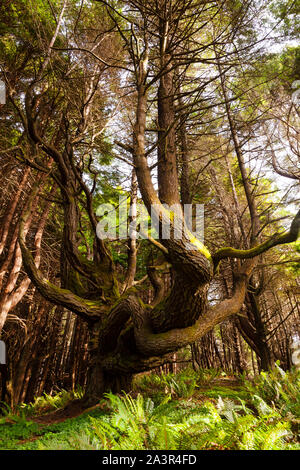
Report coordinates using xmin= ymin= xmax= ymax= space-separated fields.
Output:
xmin=133 ymin=367 xmax=222 ymax=402
xmin=242 ymin=363 xmax=300 ymax=417
xmin=0 ymin=403 xmax=30 ymax=426
xmin=69 ymin=368 xmax=299 ymax=451
xmin=195 ymin=367 xmax=223 ymax=386
xmin=86 ymin=392 xmax=182 ymax=450
xmin=19 ymin=388 xmax=85 ymax=417
xmin=0 ymin=404 xmax=40 ymax=450
xmin=67 ymin=391 xmax=297 ymax=451
xmin=269 ymin=0 xmax=300 ymax=39
xmin=178 ymin=399 xmax=293 ymax=450
xmin=0 ymin=405 xmax=108 ymax=450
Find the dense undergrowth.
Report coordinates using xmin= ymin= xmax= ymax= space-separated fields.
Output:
xmin=0 ymin=364 xmax=299 ymax=450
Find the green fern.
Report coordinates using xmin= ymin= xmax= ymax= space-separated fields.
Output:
xmin=243 ymin=364 xmax=300 ymax=418
xmin=5 ymin=366 xmax=297 ymax=451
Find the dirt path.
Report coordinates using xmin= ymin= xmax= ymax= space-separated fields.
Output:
xmin=16 ymin=401 xmax=104 ymax=446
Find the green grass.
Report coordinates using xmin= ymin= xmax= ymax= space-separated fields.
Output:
xmin=0 ymin=366 xmax=299 ymax=450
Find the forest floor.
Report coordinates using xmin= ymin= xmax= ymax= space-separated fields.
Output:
xmin=0 ymin=368 xmax=299 ymax=450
